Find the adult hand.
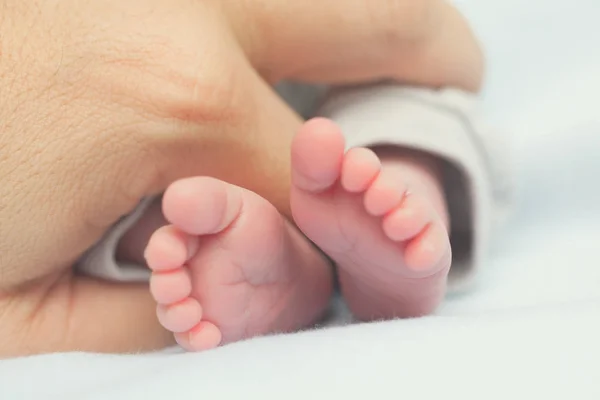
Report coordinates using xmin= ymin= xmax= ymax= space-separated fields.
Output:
xmin=0 ymin=0 xmax=482 ymax=354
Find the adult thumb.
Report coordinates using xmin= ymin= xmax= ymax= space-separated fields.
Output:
xmin=227 ymin=0 xmax=484 ymax=90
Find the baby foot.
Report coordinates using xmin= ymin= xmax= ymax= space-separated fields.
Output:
xmin=291 ymin=118 xmax=452 ymax=320
xmin=144 ymin=177 xmax=332 ymax=351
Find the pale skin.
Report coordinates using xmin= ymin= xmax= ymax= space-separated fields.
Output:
xmin=0 ymin=0 xmax=483 ymax=357
xmin=128 ymin=119 xmax=452 ymax=350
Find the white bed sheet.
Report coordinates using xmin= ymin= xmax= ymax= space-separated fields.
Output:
xmin=2 ymin=0 xmax=600 ymax=398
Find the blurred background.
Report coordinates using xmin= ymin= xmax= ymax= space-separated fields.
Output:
xmin=441 ymin=0 xmax=600 ymax=312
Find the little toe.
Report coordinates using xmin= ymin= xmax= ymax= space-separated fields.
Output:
xmin=341 ymin=148 xmax=381 ymax=193
xmin=291 ymin=118 xmax=346 ymax=193
xmin=382 ymin=194 xmax=434 ymax=242
xmin=150 ymin=268 xmax=192 ymax=305
xmin=156 ymin=298 xmax=203 ymax=333
xmin=175 ymin=321 xmax=222 ymax=352
xmin=145 ymin=225 xmax=198 ymax=272
xmin=404 ymin=222 xmax=451 ymax=272
xmin=363 ymin=168 xmax=408 ymax=216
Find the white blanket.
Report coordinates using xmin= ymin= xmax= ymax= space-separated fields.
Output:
xmin=2 ymin=0 xmax=600 ymax=398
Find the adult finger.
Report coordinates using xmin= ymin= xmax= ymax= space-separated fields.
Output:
xmin=0 ymin=277 xmax=173 ymax=356
xmin=223 ymin=0 xmax=484 ymax=91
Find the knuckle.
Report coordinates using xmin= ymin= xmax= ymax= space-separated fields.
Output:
xmin=90 ymin=32 xmax=247 ymax=127
xmin=156 ymin=53 xmax=248 ymax=126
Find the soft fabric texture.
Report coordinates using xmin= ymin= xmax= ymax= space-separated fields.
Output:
xmin=2 ymin=0 xmax=600 ymax=399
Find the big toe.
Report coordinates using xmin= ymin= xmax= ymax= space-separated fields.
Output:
xmin=291 ymin=118 xmax=346 ymax=193
xmin=162 ymin=177 xmax=243 ymax=236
